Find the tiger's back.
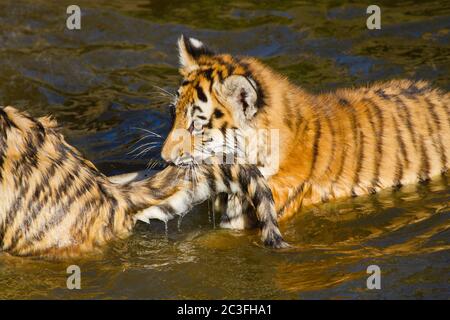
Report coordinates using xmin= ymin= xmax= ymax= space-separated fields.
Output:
xmin=269 ymin=79 xmax=450 ymax=218
xmin=0 ymin=106 xmax=137 ymax=257
xmin=0 ymin=106 xmax=285 ymax=257
xmin=295 ymin=80 xmax=450 ymax=204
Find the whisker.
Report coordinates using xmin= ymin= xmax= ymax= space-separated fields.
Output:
xmin=146 ymin=158 xmax=165 ymax=170
xmin=127 ymin=142 xmax=160 ymax=155
xmin=149 ymin=160 xmax=159 ymax=170
xmin=131 ymin=134 xmax=155 ymax=146
xmin=148 ymin=90 xmax=173 ymax=97
xmin=152 ymin=85 xmax=175 ymax=98
xmin=131 ymin=127 xmax=163 ymax=139
xmin=129 ymin=140 xmax=160 ymax=150
xmin=132 ymin=146 xmax=158 ymax=159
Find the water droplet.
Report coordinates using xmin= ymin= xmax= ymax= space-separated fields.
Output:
xmin=212 ymin=201 xmax=216 ymax=229
xmin=164 ymin=221 xmax=169 ymax=237
xmin=207 ymin=200 xmax=212 ymax=223
xmin=177 ymin=214 xmax=184 ymax=231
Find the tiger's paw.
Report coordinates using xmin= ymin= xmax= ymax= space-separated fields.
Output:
xmin=262 ymin=228 xmax=290 ymax=249
xmin=134 ymin=206 xmax=173 ymax=224
xmin=263 ymin=237 xmax=290 ymax=249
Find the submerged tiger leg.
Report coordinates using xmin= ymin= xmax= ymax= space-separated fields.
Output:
xmin=131 ymin=164 xmax=288 ymax=248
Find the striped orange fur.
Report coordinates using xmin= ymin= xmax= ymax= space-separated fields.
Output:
xmin=162 ymin=36 xmax=450 ymax=225
xmin=0 ymin=106 xmax=286 ymax=258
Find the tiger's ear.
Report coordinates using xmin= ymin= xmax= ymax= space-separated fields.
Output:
xmin=177 ymin=35 xmax=213 ymax=73
xmin=214 ymin=75 xmax=259 ymax=121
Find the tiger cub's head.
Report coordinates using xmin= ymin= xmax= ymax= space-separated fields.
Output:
xmin=161 ymin=36 xmax=266 ymax=166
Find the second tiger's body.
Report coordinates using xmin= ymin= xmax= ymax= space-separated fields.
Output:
xmin=162 ymin=36 xmax=450 ymax=223
xmin=0 ymin=106 xmax=286 ymax=258
xmin=266 ymin=79 xmax=449 ymax=219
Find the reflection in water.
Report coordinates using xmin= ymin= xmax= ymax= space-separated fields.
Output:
xmin=0 ymin=0 xmax=449 ymax=299
xmin=275 ymin=178 xmax=450 ymax=298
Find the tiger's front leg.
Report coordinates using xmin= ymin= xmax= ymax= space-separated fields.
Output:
xmin=217 ymin=194 xmax=257 ymax=230
xmin=134 ymin=164 xmax=288 ymax=248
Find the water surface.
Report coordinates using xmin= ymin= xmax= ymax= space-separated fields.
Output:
xmin=0 ymin=0 xmax=449 ymax=299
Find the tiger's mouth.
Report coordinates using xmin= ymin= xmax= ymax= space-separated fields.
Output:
xmin=174 ymin=153 xmax=196 ymax=167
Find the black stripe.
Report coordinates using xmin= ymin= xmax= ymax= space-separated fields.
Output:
xmin=215 ymin=165 xmax=230 ymax=189
xmin=202 ymin=69 xmax=213 ymax=82
xmin=216 ymin=56 xmax=234 ymax=79
xmin=191 ymin=105 xmax=203 ymax=116
xmin=220 ymin=164 xmax=233 ymax=185
xmin=393 ymin=115 xmax=409 ymax=166
xmin=324 ymin=114 xmax=336 ymax=176
xmin=308 ymin=119 xmax=321 ymax=179
xmin=363 ymin=98 xmax=384 ymax=191
xmin=1 ymin=183 xmax=29 ymax=250
xmin=418 ymin=133 xmax=430 ymax=182
xmin=424 ymin=113 xmax=442 ymax=168
xmin=283 ymin=96 xmax=293 ymax=129
xmin=0 ymin=108 xmax=19 ymax=129
xmin=205 ymin=167 xmax=217 ymax=194
xmin=253 ymin=184 xmax=274 ymax=213
xmin=332 ymin=129 xmax=347 ymax=185
xmin=31 ymin=187 xmax=98 ymax=248
xmin=31 ymin=173 xmax=98 ymax=246
xmin=424 ymin=97 xmax=447 ymax=171
xmin=2 ymin=126 xmax=46 ymax=249
xmin=81 ymin=198 xmax=104 ymax=242
xmin=277 ymin=183 xmax=304 ymax=216
xmin=238 ymin=60 xmax=266 ymax=109
xmin=393 ymin=153 xmax=403 ymax=188
xmin=206 ymin=118 xmax=213 ymax=129
xmin=353 ymin=125 xmax=365 ymax=187
xmin=341 ymin=99 xmax=364 ymax=188
xmin=375 ymin=89 xmax=390 ymax=100
xmin=401 ymin=83 xmax=426 ymax=97
xmin=39 ymin=169 xmax=92 ymax=240
xmin=220 ymin=122 xmax=228 ymax=135
xmin=397 ymin=95 xmax=429 ymax=181
xmin=196 ymin=86 xmax=207 ymax=103
xmin=363 ymin=102 xmax=378 ymax=189
xmin=424 ymin=97 xmax=442 ymax=131
xmin=52 ymin=165 xmax=80 ymax=206
xmin=94 ymin=180 xmax=118 ymax=230
xmin=438 ymin=99 xmax=450 ymax=128
xmin=8 ymin=148 xmax=68 ymax=249
xmin=237 ymin=168 xmax=250 ymax=194
xmin=394 ymin=96 xmax=418 ymax=150
xmin=0 ymin=116 xmax=8 ymax=183
xmin=391 ymin=116 xmax=405 ymax=186
xmin=337 ymin=98 xmax=359 ymax=188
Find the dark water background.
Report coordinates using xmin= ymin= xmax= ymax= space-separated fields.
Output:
xmin=0 ymin=0 xmax=449 ymax=299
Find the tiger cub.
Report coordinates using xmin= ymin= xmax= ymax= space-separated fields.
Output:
xmin=0 ymin=106 xmax=286 ymax=258
xmin=160 ymin=35 xmax=450 ymax=226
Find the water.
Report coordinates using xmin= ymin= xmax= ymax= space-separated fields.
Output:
xmin=0 ymin=0 xmax=449 ymax=299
